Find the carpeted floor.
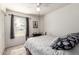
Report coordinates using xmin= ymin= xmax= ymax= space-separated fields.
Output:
xmin=4 ymin=45 xmax=29 ymax=55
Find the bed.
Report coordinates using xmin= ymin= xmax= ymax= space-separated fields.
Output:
xmin=24 ymin=35 xmax=79 ymax=55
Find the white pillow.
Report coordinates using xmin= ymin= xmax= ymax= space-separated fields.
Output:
xmin=50 ymin=37 xmax=59 ymax=47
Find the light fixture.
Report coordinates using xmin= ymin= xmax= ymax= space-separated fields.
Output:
xmin=36 ymin=3 xmax=40 ymax=12
xmin=37 ymin=3 xmax=40 ymax=6
xmin=36 ymin=7 xmax=40 ymax=11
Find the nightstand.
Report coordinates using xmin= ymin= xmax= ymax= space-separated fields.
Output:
xmin=32 ymin=33 xmax=42 ymax=37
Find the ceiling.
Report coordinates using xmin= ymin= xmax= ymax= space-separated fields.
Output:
xmin=1 ymin=3 xmax=70 ymax=15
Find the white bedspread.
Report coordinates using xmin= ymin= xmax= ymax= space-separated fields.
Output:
xmin=24 ymin=35 xmax=79 ymax=55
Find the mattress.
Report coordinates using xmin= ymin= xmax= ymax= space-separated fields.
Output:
xmin=24 ymin=35 xmax=79 ymax=55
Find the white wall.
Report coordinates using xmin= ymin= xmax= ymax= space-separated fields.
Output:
xmin=44 ymin=4 xmax=79 ymax=36
xmin=5 ymin=10 xmax=41 ymax=48
xmin=39 ymin=16 xmax=44 ymax=33
xmin=0 ymin=8 xmax=5 ymax=54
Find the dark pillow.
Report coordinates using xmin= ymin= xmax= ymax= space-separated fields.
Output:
xmin=67 ymin=33 xmax=79 ymax=44
xmin=51 ymin=38 xmax=75 ymax=50
xmin=51 ymin=32 xmax=79 ymax=50
xmin=67 ymin=35 xmax=79 ymax=44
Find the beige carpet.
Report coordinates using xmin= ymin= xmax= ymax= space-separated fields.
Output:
xmin=4 ymin=45 xmax=28 ymax=55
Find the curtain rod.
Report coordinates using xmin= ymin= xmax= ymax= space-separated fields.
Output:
xmin=8 ymin=14 xmax=29 ymax=18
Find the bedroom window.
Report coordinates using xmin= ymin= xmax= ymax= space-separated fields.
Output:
xmin=14 ymin=16 xmax=26 ymax=36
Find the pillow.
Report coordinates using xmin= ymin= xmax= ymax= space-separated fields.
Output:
xmin=51 ymin=38 xmax=76 ymax=50
xmin=68 ymin=32 xmax=79 ymax=38
xmin=50 ymin=35 xmax=67 ymax=47
xmin=50 ymin=37 xmax=59 ymax=46
xmin=67 ymin=32 xmax=79 ymax=44
xmin=51 ymin=33 xmax=79 ymax=50
xmin=67 ymin=35 xmax=79 ymax=44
